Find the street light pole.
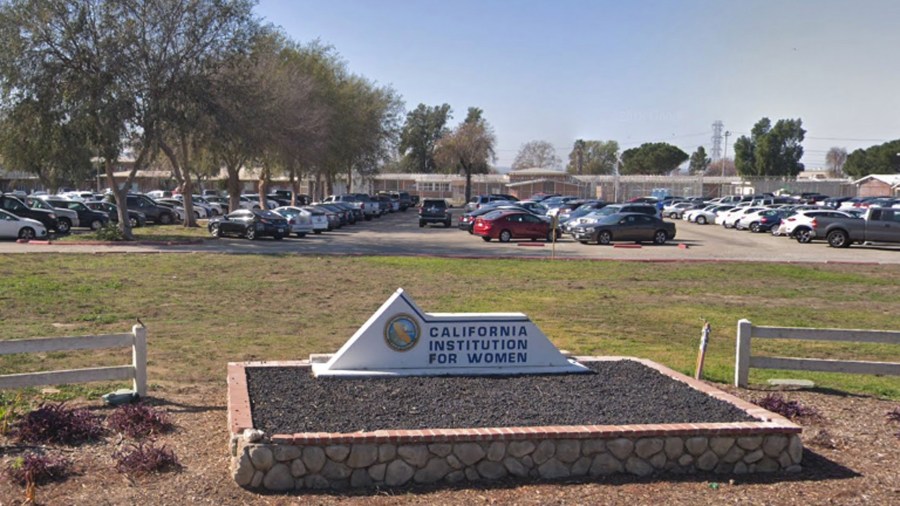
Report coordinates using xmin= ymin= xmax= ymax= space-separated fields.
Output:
xmin=722 ymin=131 xmax=731 ymax=177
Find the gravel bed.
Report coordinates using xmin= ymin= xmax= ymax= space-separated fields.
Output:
xmin=246 ymin=360 xmax=757 ymax=435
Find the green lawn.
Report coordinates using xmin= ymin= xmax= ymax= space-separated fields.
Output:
xmin=0 ymin=255 xmax=898 ymax=400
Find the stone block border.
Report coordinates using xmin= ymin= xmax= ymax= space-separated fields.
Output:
xmin=227 ymin=357 xmax=802 ymax=491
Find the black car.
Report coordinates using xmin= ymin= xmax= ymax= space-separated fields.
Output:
xmin=0 ymin=194 xmax=60 ymax=233
xmin=44 ymin=198 xmax=109 ymax=230
xmin=84 ymin=201 xmax=147 ymax=228
xmin=106 ymin=193 xmax=177 ymax=225
xmin=418 ymin=199 xmax=452 ymax=227
xmin=208 ymin=209 xmax=288 ymax=240
xmin=572 ymin=213 xmax=676 ymax=245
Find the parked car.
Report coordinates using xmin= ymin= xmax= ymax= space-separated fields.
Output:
xmin=84 ymin=201 xmax=147 ymax=228
xmin=107 ymin=193 xmax=177 ymax=225
xmin=810 ymin=206 xmax=900 ymax=248
xmin=718 ymin=206 xmax=764 ymax=229
xmin=685 ymin=204 xmax=734 ymax=225
xmin=0 ymin=194 xmax=60 ymax=233
xmin=572 ymin=213 xmax=676 ymax=245
xmin=464 ymin=195 xmax=512 ymax=213
xmin=26 ymin=196 xmax=79 ymax=232
xmin=207 ymin=209 xmax=288 ymax=240
xmin=736 ymin=209 xmax=786 ymax=233
xmin=41 ymin=197 xmax=109 ymax=230
xmin=418 ymin=199 xmax=452 ymax=227
xmin=775 ymin=209 xmax=857 ymax=242
xmin=472 ymin=209 xmax=553 ymax=242
xmin=566 ymin=203 xmax=660 ymax=230
xmin=459 ymin=204 xmax=546 ymax=233
xmin=0 ymin=208 xmax=48 ymax=240
xmin=305 ymin=205 xmax=340 ymax=230
xmin=663 ymin=201 xmax=701 ymax=219
xmin=272 ymin=206 xmax=315 ymax=237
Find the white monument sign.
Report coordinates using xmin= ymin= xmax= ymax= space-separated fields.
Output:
xmin=312 ymin=288 xmax=588 ymax=377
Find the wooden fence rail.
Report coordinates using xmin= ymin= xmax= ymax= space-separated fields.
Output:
xmin=0 ymin=325 xmax=147 ymax=396
xmin=734 ymin=319 xmax=900 ymax=387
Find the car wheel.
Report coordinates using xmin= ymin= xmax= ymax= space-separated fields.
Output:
xmin=419 ymin=221 xmax=425 ymax=228
xmin=159 ymin=213 xmax=173 ymax=225
xmin=669 ymin=212 xmax=678 ymax=219
xmin=826 ymin=229 xmax=851 ymax=248
xmin=274 ymin=233 xmax=283 ymax=240
xmin=499 ymin=230 xmax=512 ymax=243
xmin=597 ymin=230 xmax=612 ymax=245
xmin=697 ymin=216 xmax=707 ymax=225
xmin=314 ymin=230 xmax=322 ymax=234
xmin=129 ymin=216 xmax=139 ymax=228
xmin=210 ymin=224 xmax=221 ymax=237
xmin=546 ymin=231 xmax=555 ymax=242
xmin=652 ymin=230 xmax=668 ymax=245
xmin=444 ymin=220 xmax=451 ymax=228
xmin=749 ymin=222 xmax=761 ymax=233
xmin=18 ymin=227 xmax=35 ymax=241
xmin=723 ymin=222 xmax=732 ymax=229
xmin=90 ymin=219 xmax=103 ymax=231
xmin=481 ymin=236 xmax=491 ymax=242
xmin=795 ymin=228 xmax=813 ymax=244
xmin=296 ymin=232 xmax=306 ymax=238
xmin=578 ymin=240 xmax=589 ymax=245
xmin=245 ymin=227 xmax=256 ymax=240
xmin=57 ymin=218 xmax=71 ymax=234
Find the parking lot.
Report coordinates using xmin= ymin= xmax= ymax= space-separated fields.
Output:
xmin=3 ymin=210 xmax=899 ymax=264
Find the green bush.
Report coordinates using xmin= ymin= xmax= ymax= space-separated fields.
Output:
xmin=94 ymin=224 xmax=125 ymax=241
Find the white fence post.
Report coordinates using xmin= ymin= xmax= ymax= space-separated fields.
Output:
xmin=132 ymin=325 xmax=147 ymax=397
xmin=735 ymin=319 xmax=752 ymax=387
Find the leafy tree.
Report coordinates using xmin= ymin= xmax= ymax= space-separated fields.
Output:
xmin=512 ymin=140 xmax=561 ymax=170
xmin=565 ymin=139 xmax=619 ymax=175
xmin=824 ymin=147 xmax=848 ymax=178
xmin=688 ymin=146 xmax=711 ymax=175
xmin=435 ymin=107 xmax=496 ymax=203
xmin=0 ymin=98 xmax=93 ymax=192
xmin=619 ymin=142 xmax=688 ymax=175
xmin=843 ymin=140 xmax=900 ymax=179
xmin=398 ymin=103 xmax=452 ymax=173
xmin=733 ymin=117 xmax=806 ymax=177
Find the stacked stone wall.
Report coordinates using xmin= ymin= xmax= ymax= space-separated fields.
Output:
xmin=232 ymin=433 xmax=802 ymax=491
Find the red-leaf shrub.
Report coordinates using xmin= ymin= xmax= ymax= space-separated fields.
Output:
xmin=4 ymin=452 xmax=70 ymax=486
xmin=11 ymin=403 xmax=104 ymax=445
xmin=107 ymin=403 xmax=174 ymax=439
xmin=113 ymin=443 xmax=180 ymax=476
xmin=753 ymin=394 xmax=819 ymax=420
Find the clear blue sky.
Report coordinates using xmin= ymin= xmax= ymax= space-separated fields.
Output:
xmin=254 ymin=0 xmax=900 ymax=170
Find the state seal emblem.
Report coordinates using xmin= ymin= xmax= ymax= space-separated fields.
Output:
xmin=384 ymin=314 xmax=420 ymax=352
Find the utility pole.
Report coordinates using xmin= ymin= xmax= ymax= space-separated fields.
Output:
xmin=721 ymin=131 xmax=731 ymax=177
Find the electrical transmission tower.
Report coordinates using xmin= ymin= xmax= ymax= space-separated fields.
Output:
xmin=711 ymin=121 xmax=724 ymax=163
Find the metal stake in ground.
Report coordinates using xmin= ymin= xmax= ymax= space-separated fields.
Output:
xmin=695 ymin=319 xmax=711 ymax=380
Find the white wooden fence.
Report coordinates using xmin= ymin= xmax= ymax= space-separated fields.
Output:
xmin=734 ymin=319 xmax=900 ymax=387
xmin=0 ymin=325 xmax=147 ymax=396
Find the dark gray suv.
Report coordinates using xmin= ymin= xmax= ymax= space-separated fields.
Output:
xmin=418 ymin=199 xmax=452 ymax=227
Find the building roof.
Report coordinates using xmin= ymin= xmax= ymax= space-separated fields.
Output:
xmin=509 ymin=167 xmax=569 ymax=176
xmin=852 ymin=174 xmax=900 ymax=187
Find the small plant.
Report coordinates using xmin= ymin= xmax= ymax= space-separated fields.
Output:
xmin=886 ymin=407 xmax=900 ymax=423
xmin=4 ymin=452 xmax=71 ymax=486
xmin=0 ymin=392 xmax=27 ymax=435
xmin=753 ymin=393 xmax=819 ymax=421
xmin=113 ymin=442 xmax=180 ymax=476
xmin=94 ymin=223 xmax=125 ymax=241
xmin=11 ymin=403 xmax=104 ymax=445
xmin=107 ymin=403 xmax=174 ymax=439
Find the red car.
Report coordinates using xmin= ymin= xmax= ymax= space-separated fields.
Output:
xmin=472 ymin=210 xmax=553 ymax=242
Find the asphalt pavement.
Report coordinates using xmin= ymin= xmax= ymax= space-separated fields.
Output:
xmin=1 ymin=211 xmax=899 ymax=264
